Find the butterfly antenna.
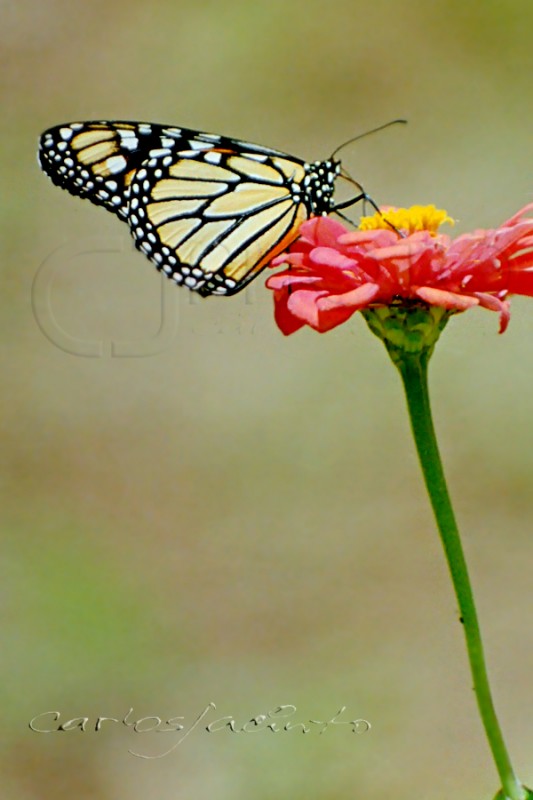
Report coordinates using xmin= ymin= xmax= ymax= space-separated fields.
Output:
xmin=330 ymin=118 xmax=407 ymax=161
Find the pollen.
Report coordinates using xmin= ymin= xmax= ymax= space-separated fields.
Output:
xmin=359 ymin=205 xmax=455 ymax=235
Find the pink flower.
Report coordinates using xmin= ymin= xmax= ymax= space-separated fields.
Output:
xmin=266 ymin=204 xmax=533 ymax=335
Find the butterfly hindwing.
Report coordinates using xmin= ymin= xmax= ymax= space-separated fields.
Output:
xmin=128 ymin=146 xmax=309 ymax=295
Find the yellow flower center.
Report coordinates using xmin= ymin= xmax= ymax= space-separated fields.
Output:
xmin=359 ymin=205 xmax=454 ymax=235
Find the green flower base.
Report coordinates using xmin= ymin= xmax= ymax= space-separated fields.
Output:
xmin=362 ymin=302 xmax=450 ymax=366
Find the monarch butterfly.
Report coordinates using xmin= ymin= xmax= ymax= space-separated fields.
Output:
xmin=38 ymin=120 xmax=391 ymax=296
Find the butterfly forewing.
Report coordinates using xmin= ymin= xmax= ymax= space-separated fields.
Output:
xmin=40 ymin=121 xmax=161 ymax=219
xmin=38 ymin=120 xmax=340 ymax=296
xmin=38 ymin=121 xmax=244 ymax=219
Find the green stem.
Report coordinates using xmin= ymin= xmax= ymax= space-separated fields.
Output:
xmin=395 ymin=350 xmax=526 ymax=800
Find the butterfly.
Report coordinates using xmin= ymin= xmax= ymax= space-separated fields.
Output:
xmin=38 ymin=120 xmax=380 ymax=296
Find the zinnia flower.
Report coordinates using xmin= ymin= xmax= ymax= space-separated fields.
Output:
xmin=266 ymin=204 xmax=533 ymax=336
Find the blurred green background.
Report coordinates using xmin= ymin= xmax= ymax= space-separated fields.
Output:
xmin=1 ymin=1 xmax=532 ymax=798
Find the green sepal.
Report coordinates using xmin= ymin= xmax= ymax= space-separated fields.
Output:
xmin=362 ymin=302 xmax=450 ymax=366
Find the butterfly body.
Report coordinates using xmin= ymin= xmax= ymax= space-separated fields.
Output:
xmin=38 ymin=120 xmax=341 ymax=295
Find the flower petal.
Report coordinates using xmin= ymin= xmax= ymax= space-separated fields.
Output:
xmin=316 ymin=282 xmax=381 ymax=312
xmin=270 ymin=252 xmax=307 ymax=268
xmin=286 ymin=289 xmax=326 ymax=329
xmin=298 ymin=216 xmax=348 ymax=247
xmin=309 ymin=247 xmax=360 ymax=271
xmin=266 ymin=272 xmax=322 ymax=290
xmin=472 ymin=293 xmax=511 ymax=333
xmin=415 ymin=286 xmax=479 ymax=311
xmin=506 ymin=268 xmax=533 ymax=296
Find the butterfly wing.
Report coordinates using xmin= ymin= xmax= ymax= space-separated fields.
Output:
xmin=38 ymin=120 xmax=335 ymax=296
xmin=128 ymin=146 xmax=309 ymax=295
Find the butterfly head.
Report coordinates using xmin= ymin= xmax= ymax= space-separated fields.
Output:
xmin=301 ymin=159 xmax=341 ymax=216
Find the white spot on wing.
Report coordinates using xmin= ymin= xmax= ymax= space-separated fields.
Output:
xmin=106 ymin=155 xmax=127 ymax=174
xmin=188 ymin=140 xmax=212 ymax=151
xmin=121 ymin=137 xmax=139 ymax=150
xmin=149 ymin=148 xmax=172 ymax=158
